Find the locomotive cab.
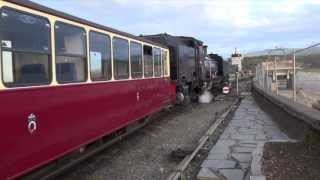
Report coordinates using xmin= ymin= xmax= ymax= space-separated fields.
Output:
xmin=141 ymin=33 xmax=208 ymax=104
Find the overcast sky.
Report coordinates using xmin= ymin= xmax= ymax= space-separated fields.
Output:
xmin=35 ymin=0 xmax=320 ymax=58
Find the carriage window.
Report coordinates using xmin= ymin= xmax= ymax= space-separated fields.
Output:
xmin=130 ymin=42 xmax=143 ymax=79
xmin=55 ymin=22 xmax=86 ymax=83
xmin=143 ymin=45 xmax=153 ymax=77
xmin=89 ymin=31 xmax=111 ymax=81
xmin=162 ymin=50 xmax=168 ymax=76
xmin=113 ymin=37 xmax=129 ymax=80
xmin=153 ymin=48 xmax=161 ymax=77
xmin=0 ymin=8 xmax=51 ymax=87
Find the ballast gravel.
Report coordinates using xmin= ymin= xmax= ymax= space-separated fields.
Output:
xmin=60 ymin=97 xmax=235 ymax=180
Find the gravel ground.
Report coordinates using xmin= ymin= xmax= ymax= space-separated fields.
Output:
xmin=263 ymin=142 xmax=320 ymax=180
xmin=58 ymin=96 xmax=235 ymax=180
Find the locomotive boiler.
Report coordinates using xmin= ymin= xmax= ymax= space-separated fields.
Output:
xmin=142 ymin=33 xmax=225 ymax=103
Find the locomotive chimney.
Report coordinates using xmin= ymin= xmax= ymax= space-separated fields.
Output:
xmin=203 ymin=45 xmax=208 ymax=56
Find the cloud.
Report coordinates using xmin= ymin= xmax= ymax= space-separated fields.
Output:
xmin=34 ymin=0 xmax=320 ymax=57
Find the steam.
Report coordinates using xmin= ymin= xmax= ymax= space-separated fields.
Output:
xmin=199 ymin=81 xmax=214 ymax=103
xmin=199 ymin=90 xmax=213 ymax=103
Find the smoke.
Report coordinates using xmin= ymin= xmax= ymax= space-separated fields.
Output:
xmin=199 ymin=90 xmax=213 ymax=103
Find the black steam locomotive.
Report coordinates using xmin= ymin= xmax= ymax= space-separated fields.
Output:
xmin=142 ymin=33 xmax=225 ymax=103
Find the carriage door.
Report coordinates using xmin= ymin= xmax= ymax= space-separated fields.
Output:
xmin=130 ymin=42 xmax=144 ymax=117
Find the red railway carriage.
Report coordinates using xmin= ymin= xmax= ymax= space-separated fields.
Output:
xmin=0 ymin=0 xmax=176 ymax=179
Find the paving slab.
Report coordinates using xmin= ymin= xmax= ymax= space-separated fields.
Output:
xmin=197 ymin=168 xmax=220 ymax=180
xmin=198 ymin=95 xmax=290 ymax=180
xmin=255 ymin=134 xmax=268 ymax=141
xmin=220 ymin=169 xmax=244 ymax=180
xmin=201 ymin=160 xmax=236 ymax=169
xmin=239 ymin=162 xmax=250 ymax=170
xmin=233 ymin=147 xmax=256 ymax=153
xmin=238 ymin=142 xmax=257 ymax=148
xmin=209 ymin=146 xmax=231 ymax=154
xmin=207 ymin=153 xmax=229 ymax=160
xmin=251 ymin=147 xmax=264 ymax=176
xmin=214 ymin=140 xmax=237 ymax=147
xmin=231 ymin=134 xmax=255 ymax=141
xmin=250 ymin=176 xmax=266 ymax=180
xmin=231 ymin=153 xmax=252 ymax=163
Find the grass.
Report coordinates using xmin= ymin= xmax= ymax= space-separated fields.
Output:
xmin=305 ymin=130 xmax=320 ymax=145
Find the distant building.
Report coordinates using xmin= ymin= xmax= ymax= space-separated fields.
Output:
xmin=231 ymin=49 xmax=243 ymax=72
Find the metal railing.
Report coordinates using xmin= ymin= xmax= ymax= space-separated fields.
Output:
xmin=255 ymin=43 xmax=320 ymax=109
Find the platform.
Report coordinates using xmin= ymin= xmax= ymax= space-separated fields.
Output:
xmin=197 ymin=94 xmax=291 ymax=180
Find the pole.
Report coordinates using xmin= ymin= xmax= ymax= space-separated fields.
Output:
xmin=260 ymin=64 xmax=263 ymax=87
xmin=266 ymin=63 xmax=268 ymax=89
xmin=259 ymin=64 xmax=262 ymax=87
xmin=293 ymin=49 xmax=296 ymax=101
xmin=262 ymin=64 xmax=264 ymax=88
xmin=274 ymin=56 xmax=278 ymax=95
xmin=236 ymin=72 xmax=239 ymax=95
xmin=257 ymin=65 xmax=260 ymax=86
xmin=255 ymin=66 xmax=257 ymax=81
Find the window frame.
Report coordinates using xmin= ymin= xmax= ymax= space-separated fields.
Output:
xmin=112 ymin=36 xmax=130 ymax=80
xmin=89 ymin=30 xmax=112 ymax=82
xmin=0 ymin=7 xmax=52 ymax=88
xmin=130 ymin=41 xmax=143 ymax=79
xmin=0 ymin=7 xmax=171 ymax=89
xmin=153 ymin=47 xmax=162 ymax=77
xmin=162 ymin=50 xmax=169 ymax=77
xmin=143 ymin=45 xmax=154 ymax=78
xmin=54 ymin=21 xmax=88 ymax=84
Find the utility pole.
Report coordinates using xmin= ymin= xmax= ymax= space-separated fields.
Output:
xmin=293 ymin=49 xmax=296 ymax=101
xmin=260 ymin=64 xmax=262 ymax=87
xmin=274 ymin=56 xmax=278 ymax=95
xmin=262 ymin=64 xmax=265 ymax=88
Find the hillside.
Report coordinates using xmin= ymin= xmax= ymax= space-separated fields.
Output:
xmin=243 ymin=54 xmax=320 ymax=72
xmin=244 ymin=47 xmax=320 ymax=57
